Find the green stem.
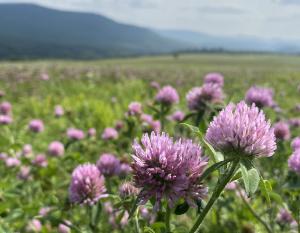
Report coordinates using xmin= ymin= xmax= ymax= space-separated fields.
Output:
xmin=134 ymin=207 xmax=141 ymax=233
xmin=87 ymin=205 xmax=98 ymax=233
xmin=189 ymin=159 xmax=239 ymax=233
xmin=238 ymin=188 xmax=272 ymax=233
xmin=166 ymin=206 xmax=171 ymax=233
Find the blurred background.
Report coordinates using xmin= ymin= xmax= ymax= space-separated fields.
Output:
xmin=0 ymin=0 xmax=300 ymax=59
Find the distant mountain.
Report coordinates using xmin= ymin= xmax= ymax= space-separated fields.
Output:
xmin=0 ymin=4 xmax=187 ymax=59
xmin=156 ymin=29 xmax=300 ymax=53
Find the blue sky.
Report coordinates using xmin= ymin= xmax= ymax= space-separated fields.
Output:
xmin=1 ymin=0 xmax=300 ymax=40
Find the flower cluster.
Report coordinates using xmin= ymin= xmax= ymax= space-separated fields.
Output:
xmin=204 ymin=72 xmax=224 ymax=87
xmin=155 ymin=85 xmax=179 ymax=106
xmin=245 ymin=86 xmax=274 ymax=108
xmin=69 ymin=164 xmax=106 ymax=205
xmin=206 ymin=101 xmax=276 ymax=157
xmin=131 ymin=132 xmax=208 ymax=210
xmin=186 ymin=84 xmax=223 ymax=111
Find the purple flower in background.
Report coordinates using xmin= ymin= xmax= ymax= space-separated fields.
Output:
xmin=67 ymin=128 xmax=85 ymax=140
xmin=204 ymin=72 xmax=224 ymax=87
xmin=150 ymin=120 xmax=161 ymax=133
xmin=292 ymin=137 xmax=300 ymax=151
xmin=48 ymin=141 xmax=64 ymax=157
xmin=128 ymin=102 xmax=142 ymax=116
xmin=119 ymin=162 xmax=132 ymax=177
xmin=39 ymin=207 xmax=52 ymax=217
xmin=54 ymin=105 xmax=64 ymax=117
xmin=102 ymin=127 xmax=118 ymax=140
xmin=225 ymin=181 xmax=237 ymax=191
xmin=150 ymin=81 xmax=160 ymax=89
xmin=58 ymin=221 xmax=71 ymax=233
xmin=141 ymin=114 xmax=153 ymax=124
xmin=17 ymin=166 xmax=31 ymax=180
xmin=288 ymin=150 xmax=300 ymax=175
xmin=97 ymin=153 xmax=120 ymax=177
xmin=170 ymin=110 xmax=185 ymax=122
xmin=0 ymin=115 xmax=12 ymax=125
xmin=115 ymin=121 xmax=124 ymax=131
xmin=29 ymin=119 xmax=44 ymax=133
xmin=22 ymin=144 xmax=32 ymax=157
xmin=273 ymin=121 xmax=290 ymax=141
xmin=119 ymin=182 xmax=139 ymax=198
xmin=276 ymin=208 xmax=294 ymax=224
xmin=41 ymin=73 xmax=49 ymax=81
xmin=69 ymin=163 xmax=106 ymax=205
xmin=0 ymin=101 xmax=12 ymax=115
xmin=245 ymin=86 xmax=274 ymax=108
xmin=5 ymin=157 xmax=20 ymax=167
xmin=186 ymin=84 xmax=223 ymax=111
xmin=288 ymin=118 xmax=300 ymax=128
xmin=132 ymin=132 xmax=207 ymax=210
xmin=0 ymin=152 xmax=7 ymax=160
xmin=155 ymin=85 xmax=179 ymax=106
xmin=206 ymin=101 xmax=276 ymax=157
xmin=32 ymin=154 xmax=48 ymax=167
xmin=88 ymin=128 xmax=96 ymax=137
xmin=26 ymin=219 xmax=42 ymax=232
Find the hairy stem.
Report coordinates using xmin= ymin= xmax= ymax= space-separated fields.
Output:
xmin=189 ymin=159 xmax=239 ymax=233
xmin=166 ymin=205 xmax=171 ymax=233
xmin=238 ymin=188 xmax=272 ymax=233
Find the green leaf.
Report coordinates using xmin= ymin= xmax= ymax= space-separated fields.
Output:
xmin=199 ymin=158 xmax=234 ymax=182
xmin=180 ymin=123 xmax=200 ymax=134
xmin=144 ymin=226 xmax=156 ymax=233
xmin=174 ymin=202 xmax=189 ymax=215
xmin=240 ymin=164 xmax=250 ymax=195
xmin=259 ymin=178 xmax=271 ymax=206
xmin=201 ymin=139 xmax=222 ymax=163
xmin=248 ymin=168 xmax=260 ymax=195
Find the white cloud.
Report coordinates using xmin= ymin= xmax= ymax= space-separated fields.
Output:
xmin=0 ymin=0 xmax=300 ymax=39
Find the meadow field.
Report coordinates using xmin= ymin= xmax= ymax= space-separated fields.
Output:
xmin=0 ymin=53 xmax=300 ymax=233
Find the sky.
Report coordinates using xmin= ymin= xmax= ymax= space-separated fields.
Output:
xmin=1 ymin=0 xmax=300 ymax=40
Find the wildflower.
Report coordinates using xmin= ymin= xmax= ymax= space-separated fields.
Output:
xmin=32 ymin=154 xmax=48 ymax=167
xmin=0 ymin=115 xmax=12 ymax=125
xmin=291 ymin=137 xmax=300 ymax=151
xmin=245 ymin=86 xmax=273 ymax=108
xmin=128 ymin=102 xmax=142 ymax=116
xmin=58 ymin=221 xmax=71 ymax=233
xmin=48 ymin=141 xmax=64 ymax=157
xmin=67 ymin=128 xmax=85 ymax=140
xmin=27 ymin=219 xmax=42 ymax=232
xmin=132 ymin=132 xmax=207 ymax=210
xmin=276 ymin=208 xmax=294 ymax=225
xmin=97 ymin=153 xmax=120 ymax=177
xmin=69 ymin=164 xmax=106 ymax=205
xmin=170 ymin=110 xmax=185 ymax=122
xmin=29 ymin=119 xmax=44 ymax=133
xmin=102 ymin=127 xmax=118 ymax=140
xmin=54 ymin=105 xmax=64 ymax=117
xmin=186 ymin=84 xmax=223 ymax=111
xmin=206 ymin=101 xmax=276 ymax=157
xmin=22 ymin=144 xmax=33 ymax=157
xmin=17 ymin=166 xmax=31 ymax=180
xmin=0 ymin=101 xmax=11 ymax=115
xmin=288 ymin=150 xmax=300 ymax=175
xmin=273 ymin=121 xmax=290 ymax=141
xmin=5 ymin=157 xmax=20 ymax=167
xmin=119 ymin=182 xmax=139 ymax=198
xmin=155 ymin=85 xmax=179 ymax=105
xmin=204 ymin=72 xmax=224 ymax=87
xmin=88 ymin=128 xmax=96 ymax=137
